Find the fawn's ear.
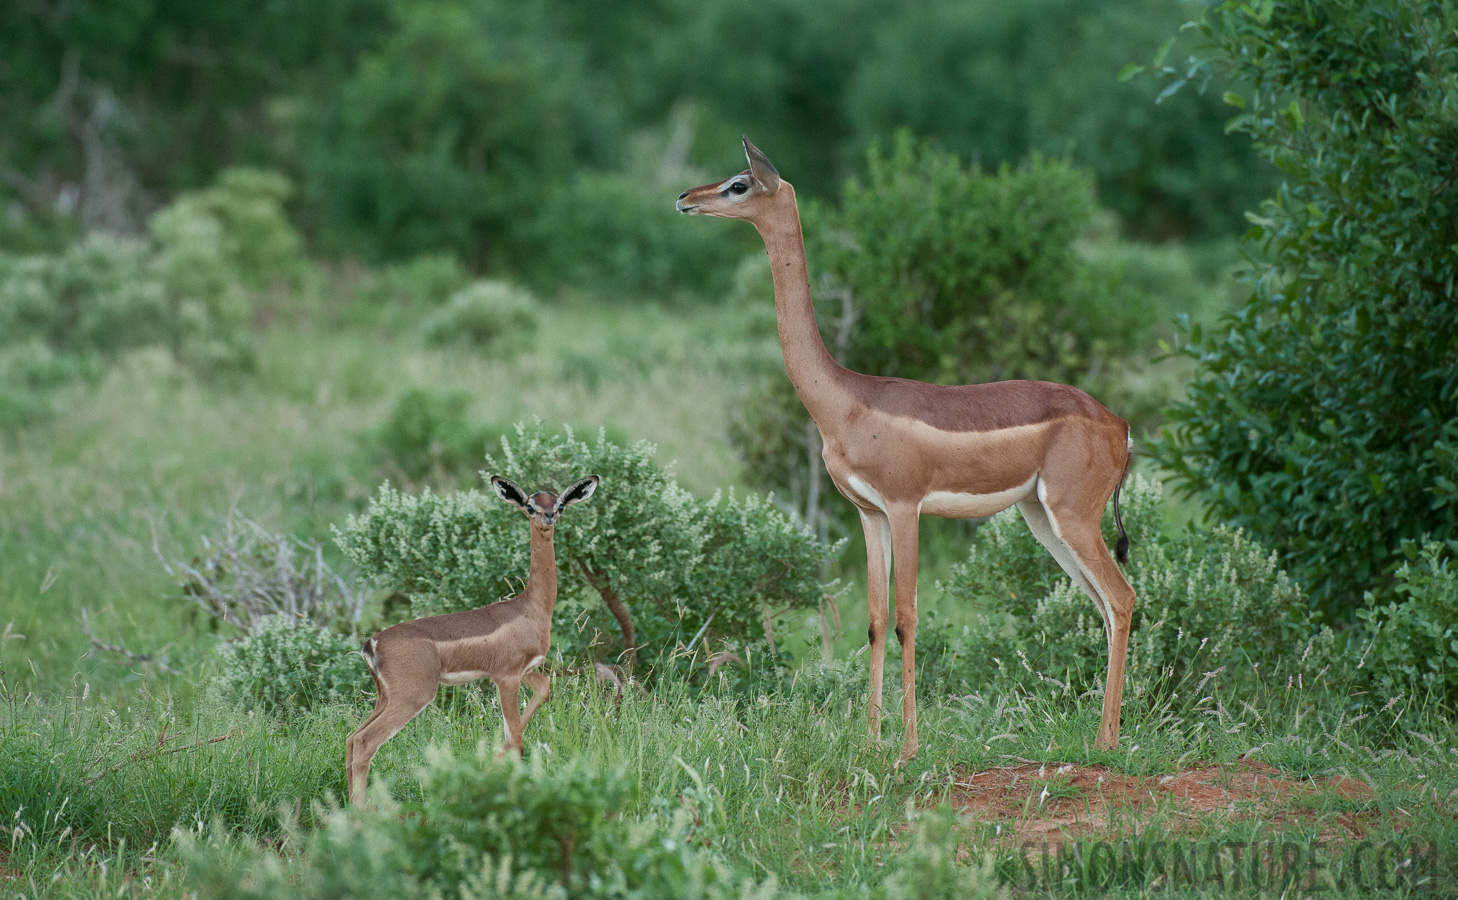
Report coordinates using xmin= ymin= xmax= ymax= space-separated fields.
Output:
xmin=554 ymin=475 xmax=599 ymax=512
xmin=743 ymin=136 xmax=781 ymax=195
xmin=491 ymin=476 xmax=530 ymax=510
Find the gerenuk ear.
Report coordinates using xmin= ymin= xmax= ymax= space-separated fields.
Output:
xmin=743 ymin=136 xmax=781 ymax=195
xmin=554 ymin=475 xmax=600 ymax=513
xmin=490 ymin=475 xmax=530 ymax=510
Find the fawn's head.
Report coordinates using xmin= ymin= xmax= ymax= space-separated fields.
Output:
xmin=490 ymin=475 xmax=599 ymax=531
xmin=675 ymin=136 xmax=786 ymax=222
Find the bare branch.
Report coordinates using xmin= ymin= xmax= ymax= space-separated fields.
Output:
xmin=153 ymin=508 xmax=364 ymax=634
xmin=79 ymin=608 xmax=180 ymax=676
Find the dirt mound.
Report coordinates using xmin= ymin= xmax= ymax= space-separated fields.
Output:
xmin=948 ymin=760 xmax=1379 ymax=847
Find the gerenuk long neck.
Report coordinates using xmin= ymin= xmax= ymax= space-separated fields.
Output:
xmin=752 ymin=184 xmax=853 ymax=428
xmin=521 ymin=526 xmax=558 ymax=615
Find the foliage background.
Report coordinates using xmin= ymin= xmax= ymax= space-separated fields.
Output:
xmin=1149 ymin=0 xmax=1458 ymax=614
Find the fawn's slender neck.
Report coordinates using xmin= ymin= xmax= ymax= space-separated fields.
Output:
xmin=520 ymin=526 xmax=558 ymax=615
xmin=752 ymin=185 xmax=852 ymax=428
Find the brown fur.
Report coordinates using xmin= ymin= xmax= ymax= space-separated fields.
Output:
xmin=679 ymin=139 xmax=1138 ymax=762
xmin=345 ymin=476 xmax=598 ymax=805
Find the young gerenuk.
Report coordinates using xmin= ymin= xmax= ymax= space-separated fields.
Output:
xmin=345 ymin=474 xmax=599 ymax=805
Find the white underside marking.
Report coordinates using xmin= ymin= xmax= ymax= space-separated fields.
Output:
xmin=439 ymin=670 xmax=489 ymax=685
xmin=1040 ymin=502 xmax=1115 ymax=654
xmin=524 ymin=654 xmax=546 ymax=674
xmin=921 ymin=475 xmax=1039 ymax=519
xmin=845 ymin=475 xmax=889 ymax=515
xmin=879 ymin=517 xmax=892 ymax=583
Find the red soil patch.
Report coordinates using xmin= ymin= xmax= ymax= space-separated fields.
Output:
xmin=947 ymin=760 xmax=1383 ymax=847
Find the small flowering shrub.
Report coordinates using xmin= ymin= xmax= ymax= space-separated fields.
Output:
xmin=180 ymin=748 xmax=764 ymax=899
xmin=692 ymin=489 xmax=841 ymax=654
xmin=421 ymin=280 xmax=540 ymax=348
xmin=881 ymin=809 xmax=1001 ymax=900
xmin=337 ymin=424 xmax=838 ymax=671
xmin=359 ymin=252 xmax=471 ymax=309
xmin=0 ymin=168 xmax=301 ymax=426
xmin=215 ymin=614 xmax=368 ymax=713
xmin=1357 ymin=541 xmax=1458 ymax=709
xmin=932 ymin=476 xmax=1337 ymax=699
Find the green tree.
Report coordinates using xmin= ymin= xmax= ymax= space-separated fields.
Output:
xmin=0 ymin=0 xmax=389 ymax=240
xmin=299 ymin=0 xmax=605 ymax=269
xmin=842 ymin=0 xmax=1272 ymax=238
xmin=1151 ymin=0 xmax=1458 ymax=614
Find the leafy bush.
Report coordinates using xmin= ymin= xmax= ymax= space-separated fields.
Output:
xmin=421 ymin=280 xmax=540 ymax=347
xmin=152 ymin=167 xmax=304 ymax=291
xmin=215 ymin=614 xmax=368 ymax=713
xmin=0 ymin=235 xmax=167 ymax=356
xmin=692 ymin=490 xmax=842 ymax=655
xmin=354 ymin=252 xmax=472 ymax=311
xmin=337 ymin=424 xmax=837 ymax=672
xmin=809 ymin=134 xmax=1126 ymax=384
xmin=299 ymin=0 xmax=607 ymax=269
xmin=528 ymin=165 xmax=753 ymax=302
xmin=180 ymin=748 xmax=766 ymax=899
xmin=0 ymin=338 xmax=99 ymax=429
xmin=932 ymin=476 xmax=1338 ymax=699
xmin=148 ymin=166 xmax=308 ymax=373
xmin=1357 ymin=541 xmax=1458 ymax=709
xmin=0 ymin=169 xmax=303 ymax=427
xmin=879 ymin=810 xmax=1001 ymax=900
xmin=1149 ymin=0 xmax=1458 ymax=613
xmin=364 ymin=387 xmax=511 ymax=486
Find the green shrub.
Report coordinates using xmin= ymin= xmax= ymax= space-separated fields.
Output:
xmin=0 ymin=339 xmax=97 ymax=428
xmin=0 ymin=235 xmax=167 ymax=356
xmin=879 ymin=809 xmax=1001 ymax=900
xmin=1149 ymin=0 xmax=1458 ymax=614
xmin=693 ymin=490 xmax=843 ymax=657
xmin=932 ymin=476 xmax=1338 ymax=699
xmin=1357 ymin=541 xmax=1458 ymax=710
xmin=421 ymin=280 xmax=540 ymax=347
xmin=215 ymin=614 xmax=368 ymax=713
xmin=337 ymin=424 xmax=837 ymax=672
xmin=299 ymin=0 xmax=605 ymax=268
xmin=357 ymin=252 xmax=472 ymax=310
xmin=180 ymin=748 xmax=765 ymax=899
xmin=364 ymin=387 xmax=511 ymax=486
xmin=528 ymin=166 xmax=752 ymax=302
xmin=0 ymin=167 xmax=294 ymax=423
xmin=154 ymin=167 xmax=304 ymax=291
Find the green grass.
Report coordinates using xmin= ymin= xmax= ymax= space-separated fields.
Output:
xmin=4 ymin=659 xmax=1453 ymax=897
xmin=2 ymin=289 xmax=1453 ymax=898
